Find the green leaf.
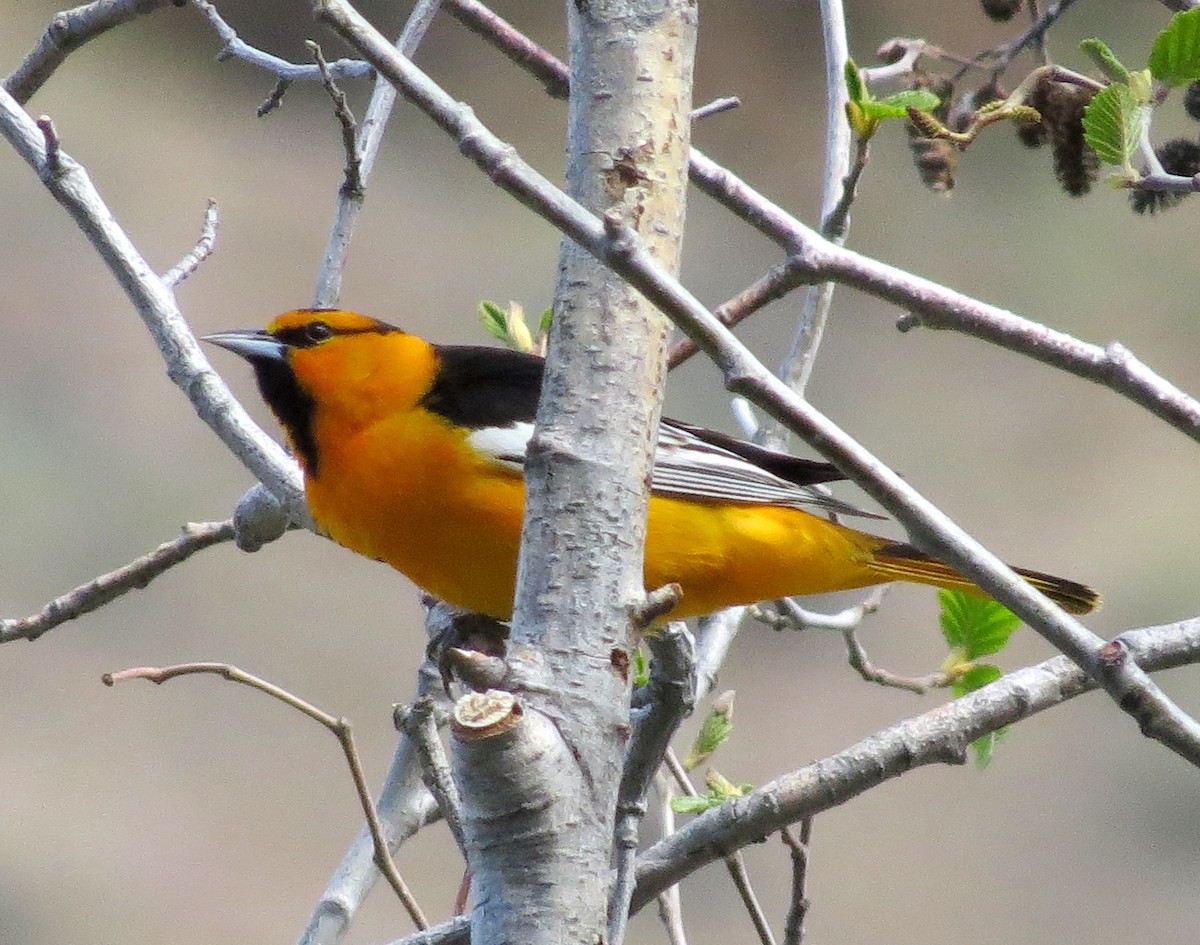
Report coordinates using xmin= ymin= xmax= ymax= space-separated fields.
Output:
xmin=845 ymin=101 xmax=877 ymax=140
xmin=938 ymin=591 xmax=1021 ymax=659
xmin=971 ymin=726 xmax=1009 ymax=769
xmin=705 ymin=769 xmax=753 ymax=800
xmin=1080 ymin=38 xmax=1131 ymax=85
xmin=1149 ymin=7 xmax=1200 ymax=87
xmin=538 ymin=307 xmax=553 ymax=337
xmin=872 ymin=89 xmax=941 ymax=118
xmin=671 ymin=795 xmax=720 ymax=815
xmin=683 ymin=691 xmax=735 ymax=771
xmin=1082 ymin=83 xmax=1141 ymax=167
xmin=669 ymin=769 xmax=753 ymax=816
xmin=952 ymin=662 xmax=1003 ymax=698
xmin=632 ymin=646 xmax=650 ymax=689
xmin=479 ymin=301 xmax=509 ymax=342
xmin=844 ymin=59 xmax=866 ymax=105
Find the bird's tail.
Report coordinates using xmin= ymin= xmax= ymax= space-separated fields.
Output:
xmin=867 ymin=541 xmax=1101 ymax=616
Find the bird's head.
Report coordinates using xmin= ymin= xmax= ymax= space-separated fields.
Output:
xmin=204 ymin=309 xmax=439 ymax=475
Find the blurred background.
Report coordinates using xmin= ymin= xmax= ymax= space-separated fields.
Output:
xmin=2 ymin=1 xmax=1198 ymax=943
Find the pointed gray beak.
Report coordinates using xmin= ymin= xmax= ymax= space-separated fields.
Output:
xmin=201 ymin=330 xmax=287 ymax=362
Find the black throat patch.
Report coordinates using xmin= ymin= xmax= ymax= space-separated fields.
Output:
xmin=251 ymin=357 xmax=321 ymax=476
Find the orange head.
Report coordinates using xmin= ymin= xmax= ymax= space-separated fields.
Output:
xmin=203 ymin=309 xmax=439 ymax=475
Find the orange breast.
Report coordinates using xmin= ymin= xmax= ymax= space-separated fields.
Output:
xmin=305 ymin=407 xmax=527 ymax=620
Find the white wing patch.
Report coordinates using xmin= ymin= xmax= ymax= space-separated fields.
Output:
xmin=467 ymin=422 xmax=534 ymax=473
xmin=465 ymin=418 xmax=875 ymax=518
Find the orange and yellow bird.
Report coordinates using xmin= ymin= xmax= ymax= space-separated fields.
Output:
xmin=204 ymin=309 xmax=1099 ymax=621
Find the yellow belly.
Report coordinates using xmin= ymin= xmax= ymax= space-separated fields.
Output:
xmin=303 ymin=410 xmax=881 ymax=620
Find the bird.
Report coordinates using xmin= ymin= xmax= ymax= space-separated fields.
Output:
xmin=204 ymin=309 xmax=1100 ymax=621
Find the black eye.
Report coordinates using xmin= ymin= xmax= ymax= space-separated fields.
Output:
xmin=305 ymin=321 xmax=334 ymax=344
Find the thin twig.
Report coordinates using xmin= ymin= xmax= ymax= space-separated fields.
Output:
xmin=749 ymin=586 xmax=889 ymax=636
xmin=395 ymin=698 xmax=466 ymax=855
xmin=664 ymin=749 xmax=775 ymax=945
xmin=257 ymin=78 xmax=292 ymax=117
xmin=693 ymin=608 xmax=749 ymax=703
xmin=443 ymin=0 xmax=569 ymax=98
xmin=297 ymin=639 xmax=450 ymax=945
xmin=192 ymin=0 xmax=372 ymax=84
xmin=161 ymin=198 xmax=219 ymax=288
xmin=307 ymin=41 xmax=364 ymax=199
xmin=609 ymin=625 xmax=695 ymax=945
xmin=691 ymin=96 xmax=740 ymax=121
xmin=654 ymin=772 xmax=689 ymax=945
xmin=311 ymin=0 xmax=444 ymax=307
xmin=1026 ymin=0 xmax=1048 ymax=68
xmin=667 ymin=259 xmax=802 ymax=369
xmin=0 ymin=521 xmax=235 ymax=644
xmin=780 ymin=820 xmax=813 ymax=945
xmin=103 ymin=662 xmax=429 ymax=930
xmin=841 ymin=627 xmax=950 ymax=694
xmin=774 ymin=0 xmax=855 ymax=404
xmin=951 ymin=0 xmax=1084 ymax=83
xmin=860 ymin=39 xmax=931 ymax=85
xmin=744 ymin=553 xmax=891 ymax=692
xmin=36 ymin=115 xmax=61 ymax=176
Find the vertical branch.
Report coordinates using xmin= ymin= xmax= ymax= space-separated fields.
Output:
xmin=777 ymin=0 xmax=853 ymax=404
xmin=466 ymin=2 xmax=698 ymax=943
xmin=313 ymin=0 xmax=443 ymax=307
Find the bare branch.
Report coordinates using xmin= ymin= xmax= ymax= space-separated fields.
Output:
xmin=751 ymin=588 xmax=888 ymax=635
xmin=4 ymin=0 xmax=182 ymax=104
xmin=952 ymin=0 xmax=1085 ymax=82
xmin=724 ymin=853 xmax=777 ymax=945
xmin=841 ymin=625 xmax=950 ymax=694
xmin=395 ymin=698 xmax=466 ymax=856
xmin=610 ymin=625 xmax=695 ymax=945
xmin=694 ymin=608 xmax=749 ymax=703
xmin=104 ymin=662 xmax=429 ymax=930
xmin=654 ymin=772 xmax=689 ymax=945
xmin=298 ymin=634 xmax=451 ymax=945
xmin=312 ymin=0 xmax=443 ymax=307
xmin=773 ymin=0 xmax=854 ymax=405
xmin=780 ymin=820 xmax=813 ymax=945
xmin=442 ymin=0 xmax=569 ymax=99
xmin=668 ymin=260 xmax=801 ymax=369
xmin=690 ymin=95 xmax=741 ymax=121
xmin=257 ymin=78 xmax=291 ymax=117
xmin=307 ymin=41 xmax=364 ymax=199
xmin=0 ymin=86 xmax=305 ymax=516
xmin=161 ymin=198 xmax=219 ymax=288
xmin=192 ymin=0 xmax=372 ymax=84
xmin=632 ymin=618 xmax=1200 ymax=908
xmin=1 ymin=521 xmax=235 ymax=644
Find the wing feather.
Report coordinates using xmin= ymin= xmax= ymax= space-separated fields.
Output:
xmin=467 ymin=416 xmax=880 ymax=519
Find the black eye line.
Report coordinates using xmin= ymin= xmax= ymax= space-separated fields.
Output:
xmin=270 ymin=323 xmax=399 ymax=349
